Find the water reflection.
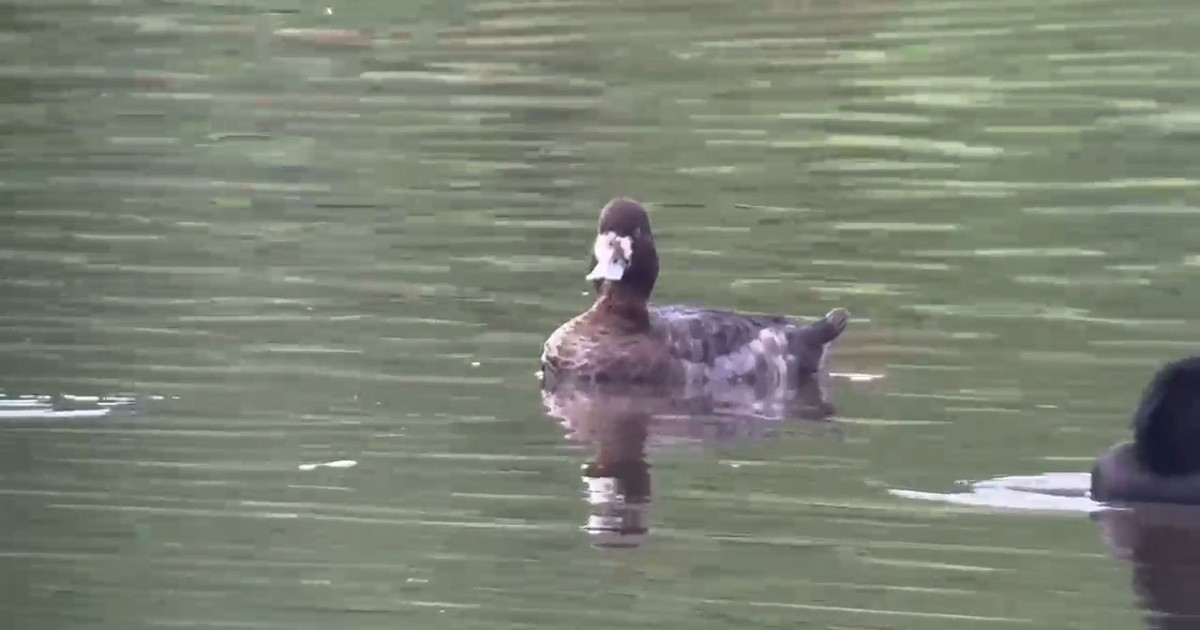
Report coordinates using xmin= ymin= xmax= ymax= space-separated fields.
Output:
xmin=1095 ymin=505 xmax=1200 ymax=630
xmin=541 ymin=374 xmax=839 ymax=548
xmin=890 ymin=475 xmax=1200 ymax=628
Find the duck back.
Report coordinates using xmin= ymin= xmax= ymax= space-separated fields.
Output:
xmin=650 ymin=305 xmax=848 ymax=388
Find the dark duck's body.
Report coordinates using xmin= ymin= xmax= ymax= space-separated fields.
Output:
xmin=540 ymin=198 xmax=850 ymax=389
xmin=1092 ymin=356 xmax=1200 ymax=505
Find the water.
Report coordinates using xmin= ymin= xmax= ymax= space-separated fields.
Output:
xmin=4 ymin=0 xmax=1200 ymax=627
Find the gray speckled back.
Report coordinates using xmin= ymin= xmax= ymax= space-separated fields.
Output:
xmin=649 ymin=305 xmax=848 ymax=388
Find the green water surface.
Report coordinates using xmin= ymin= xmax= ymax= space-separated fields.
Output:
xmin=4 ymin=0 xmax=1200 ymax=628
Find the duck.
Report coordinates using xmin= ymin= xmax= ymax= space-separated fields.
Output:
xmin=539 ymin=197 xmax=850 ymax=389
xmin=1091 ymin=355 xmax=1200 ymax=504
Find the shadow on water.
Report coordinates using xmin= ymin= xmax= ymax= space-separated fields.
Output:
xmin=541 ymin=372 xmax=842 ymax=548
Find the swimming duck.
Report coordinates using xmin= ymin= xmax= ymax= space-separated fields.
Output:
xmin=1092 ymin=355 xmax=1200 ymax=504
xmin=540 ymin=198 xmax=850 ymax=389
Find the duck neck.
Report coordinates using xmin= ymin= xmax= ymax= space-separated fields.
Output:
xmin=592 ymin=282 xmax=651 ymax=331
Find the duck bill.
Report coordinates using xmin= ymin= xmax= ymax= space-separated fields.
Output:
xmin=586 ymin=232 xmax=631 ymax=282
xmin=586 ymin=257 xmax=627 ymax=282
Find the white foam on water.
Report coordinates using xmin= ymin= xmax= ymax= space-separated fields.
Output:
xmin=890 ymin=472 xmax=1100 ymax=513
xmin=0 ymin=408 xmax=112 ymax=420
xmin=0 ymin=391 xmax=160 ymax=420
xmin=831 ymin=371 xmax=885 ymax=382
xmin=298 ymin=459 xmax=358 ymax=471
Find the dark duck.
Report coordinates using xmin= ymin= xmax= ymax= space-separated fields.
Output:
xmin=540 ymin=198 xmax=850 ymax=389
xmin=1092 ymin=356 xmax=1200 ymax=505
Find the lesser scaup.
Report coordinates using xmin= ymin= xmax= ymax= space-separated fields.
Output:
xmin=540 ymin=198 xmax=850 ymax=388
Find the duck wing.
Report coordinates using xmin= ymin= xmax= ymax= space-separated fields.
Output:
xmin=648 ymin=305 xmax=849 ymax=382
xmin=648 ymin=305 xmax=790 ymax=364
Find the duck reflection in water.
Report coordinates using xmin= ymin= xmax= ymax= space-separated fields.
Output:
xmin=540 ymin=371 xmax=841 ymax=549
xmin=1095 ymin=505 xmax=1200 ymax=630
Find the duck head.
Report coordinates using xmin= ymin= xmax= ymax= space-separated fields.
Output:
xmin=1134 ymin=355 xmax=1200 ymax=477
xmin=586 ymin=198 xmax=659 ymax=299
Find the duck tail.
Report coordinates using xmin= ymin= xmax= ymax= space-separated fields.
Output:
xmin=789 ymin=307 xmax=850 ymax=377
xmin=808 ymin=307 xmax=850 ymax=346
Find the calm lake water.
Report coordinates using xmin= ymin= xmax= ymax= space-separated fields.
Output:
xmin=4 ymin=0 xmax=1200 ymax=628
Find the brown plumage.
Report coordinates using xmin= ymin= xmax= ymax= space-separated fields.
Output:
xmin=540 ymin=197 xmax=850 ymax=390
